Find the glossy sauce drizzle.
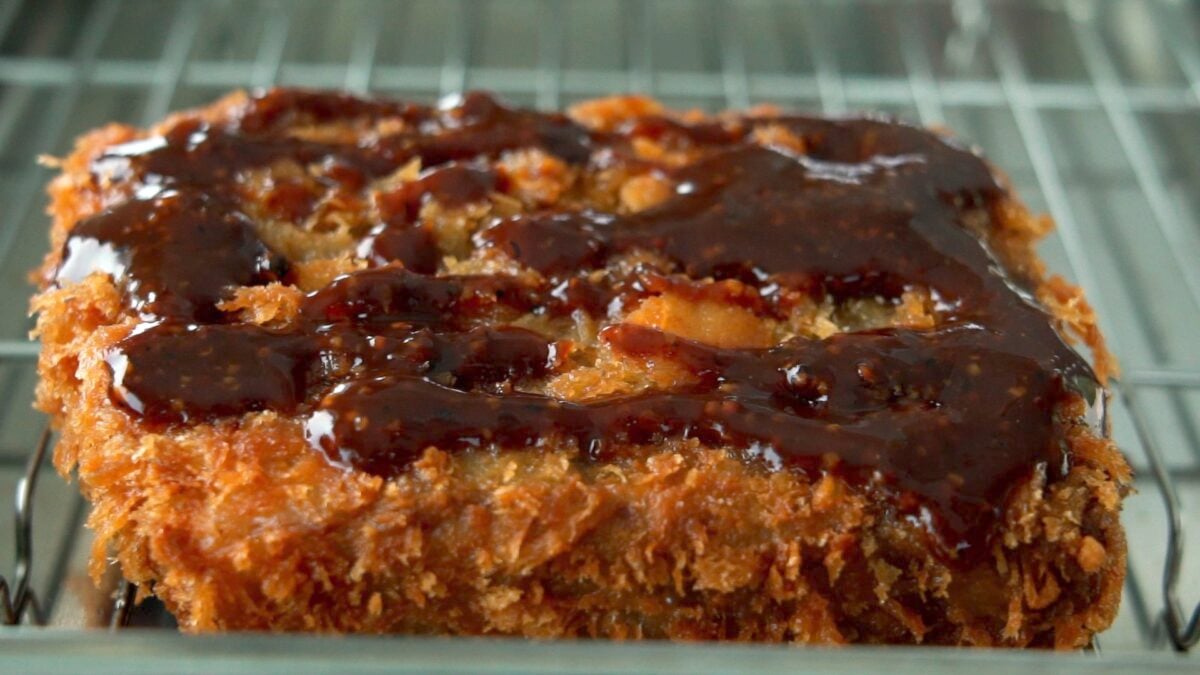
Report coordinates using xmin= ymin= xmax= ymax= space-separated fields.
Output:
xmin=55 ymin=89 xmax=1098 ymax=560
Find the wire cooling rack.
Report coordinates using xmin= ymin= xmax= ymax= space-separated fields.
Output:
xmin=0 ymin=0 xmax=1197 ymax=667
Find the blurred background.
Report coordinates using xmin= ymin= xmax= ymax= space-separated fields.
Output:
xmin=0 ymin=0 xmax=1197 ymax=661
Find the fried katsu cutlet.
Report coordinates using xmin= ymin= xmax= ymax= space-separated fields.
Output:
xmin=31 ymin=89 xmax=1130 ymax=646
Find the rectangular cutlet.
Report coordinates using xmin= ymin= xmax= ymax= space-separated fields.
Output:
xmin=32 ymin=89 xmax=1130 ymax=646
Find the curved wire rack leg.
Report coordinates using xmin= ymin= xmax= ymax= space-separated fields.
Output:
xmin=2 ymin=426 xmax=51 ymax=626
xmin=1122 ymin=386 xmax=1200 ymax=651
xmin=110 ymin=580 xmax=136 ymax=630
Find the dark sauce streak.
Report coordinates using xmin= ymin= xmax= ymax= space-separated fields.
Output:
xmin=92 ymin=91 xmax=591 ymax=188
xmin=55 ymin=89 xmax=1099 ymax=561
xmin=359 ymin=163 xmax=499 ymax=273
xmin=413 ymin=91 xmax=592 ymax=166
xmin=55 ymin=190 xmax=284 ymax=321
xmin=300 ymin=267 xmax=545 ymax=325
xmin=108 ymin=267 xmax=558 ymax=422
xmin=109 ymin=320 xmax=554 ymax=424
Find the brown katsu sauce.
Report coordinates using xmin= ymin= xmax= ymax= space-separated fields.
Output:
xmin=55 ymin=190 xmax=285 ymax=322
xmin=360 ymin=163 xmax=499 ymax=273
xmin=55 ymin=89 xmax=1099 ymax=560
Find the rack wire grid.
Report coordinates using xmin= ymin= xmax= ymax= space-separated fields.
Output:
xmin=0 ymin=0 xmax=1198 ymax=669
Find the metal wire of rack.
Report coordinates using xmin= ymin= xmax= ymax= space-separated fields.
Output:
xmin=0 ymin=0 xmax=1197 ymax=663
